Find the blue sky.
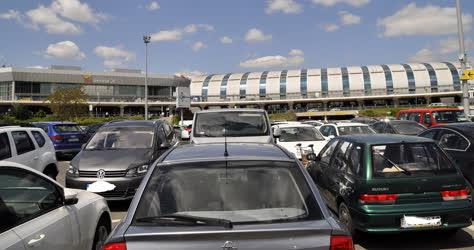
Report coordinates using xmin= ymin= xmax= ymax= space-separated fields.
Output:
xmin=0 ymin=0 xmax=473 ymax=75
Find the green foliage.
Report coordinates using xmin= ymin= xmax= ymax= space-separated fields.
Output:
xmin=268 ymin=111 xmax=297 ymax=121
xmin=47 ymin=87 xmax=89 ymax=119
xmin=11 ymin=105 xmax=32 ymax=120
xmin=171 ymin=115 xmax=180 ymax=125
xmin=34 ymin=110 xmax=47 ymax=118
xmin=359 ymin=107 xmax=404 ymax=117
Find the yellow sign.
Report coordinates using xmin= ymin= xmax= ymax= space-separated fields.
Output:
xmin=460 ymin=69 xmax=474 ymax=80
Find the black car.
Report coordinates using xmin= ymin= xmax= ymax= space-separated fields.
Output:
xmin=371 ymin=120 xmax=426 ymax=135
xmin=418 ymin=122 xmax=474 ymax=185
xmin=83 ymin=122 xmax=106 ymax=141
xmin=66 ymin=120 xmax=178 ymax=200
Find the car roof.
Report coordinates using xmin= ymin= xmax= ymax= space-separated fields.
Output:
xmin=384 ymin=120 xmax=419 ymax=124
xmin=325 ymin=122 xmax=368 ymax=127
xmin=196 ymin=108 xmax=265 ymax=114
xmin=32 ymin=121 xmax=78 ymax=125
xmin=163 ymin=143 xmax=293 ymax=164
xmin=338 ymin=134 xmax=433 ymax=144
xmin=398 ymin=108 xmax=462 ymax=112
xmin=274 ymin=123 xmax=313 ymax=128
xmin=103 ymin=120 xmax=162 ymax=127
xmin=0 ymin=126 xmax=45 ymax=132
xmin=432 ymin=122 xmax=474 ymax=138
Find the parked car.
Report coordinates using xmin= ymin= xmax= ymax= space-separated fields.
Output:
xmin=397 ymin=108 xmax=468 ymax=128
xmin=0 ymin=161 xmax=112 ymax=250
xmin=273 ymin=123 xmax=328 ymax=159
xmin=66 ymin=120 xmax=178 ymax=200
xmin=302 ymin=120 xmax=325 ymax=129
xmin=104 ymin=142 xmax=354 ymax=250
xmin=306 ymin=135 xmax=473 ymax=238
xmin=191 ymin=109 xmax=273 ymax=144
xmin=83 ymin=122 xmax=106 ymax=141
xmin=32 ymin=122 xmax=87 ymax=157
xmin=418 ymin=122 xmax=474 ymax=186
xmin=0 ymin=126 xmax=58 ymax=179
xmin=371 ymin=120 xmax=426 ymax=135
xmin=319 ymin=122 xmax=376 ymax=139
xmin=351 ymin=117 xmax=378 ymax=125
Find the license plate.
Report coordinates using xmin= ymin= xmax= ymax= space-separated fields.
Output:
xmin=69 ymin=138 xmax=79 ymax=142
xmin=401 ymin=215 xmax=442 ymax=228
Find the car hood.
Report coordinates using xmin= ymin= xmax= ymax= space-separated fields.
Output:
xmin=71 ymin=149 xmax=153 ymax=171
xmin=278 ymin=140 xmax=328 ymax=158
xmin=191 ymin=136 xmax=273 ymax=144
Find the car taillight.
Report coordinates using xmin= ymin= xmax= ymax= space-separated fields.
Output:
xmin=103 ymin=242 xmax=126 ymax=250
xmin=330 ymin=235 xmax=354 ymax=250
xmin=441 ymin=188 xmax=470 ymax=201
xmin=359 ymin=194 xmax=398 ymax=204
xmin=50 ymin=135 xmax=64 ymax=141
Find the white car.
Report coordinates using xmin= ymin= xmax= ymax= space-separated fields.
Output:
xmin=0 ymin=161 xmax=112 ymax=250
xmin=319 ymin=122 xmax=376 ymax=139
xmin=273 ymin=124 xmax=328 ymax=159
xmin=0 ymin=126 xmax=58 ymax=179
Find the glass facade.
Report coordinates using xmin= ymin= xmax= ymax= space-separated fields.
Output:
xmin=259 ymin=71 xmax=269 ymax=98
xmin=444 ymin=62 xmax=461 ymax=91
xmin=402 ymin=64 xmax=416 ymax=93
xmin=341 ymin=67 xmax=349 ymax=97
xmin=0 ymin=82 xmax=12 ymax=101
xmin=300 ymin=69 xmax=307 ymax=98
xmin=321 ymin=68 xmax=328 ymax=97
xmin=361 ymin=66 xmax=371 ymax=95
xmin=220 ymin=73 xmax=231 ymax=99
xmin=201 ymin=74 xmax=214 ymax=101
xmin=240 ymin=72 xmax=250 ymax=99
xmin=381 ymin=65 xmax=394 ymax=95
xmin=422 ymin=63 xmax=438 ymax=92
xmin=279 ymin=70 xmax=287 ymax=99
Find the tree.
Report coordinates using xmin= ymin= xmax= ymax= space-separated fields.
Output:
xmin=47 ymin=87 xmax=89 ymax=119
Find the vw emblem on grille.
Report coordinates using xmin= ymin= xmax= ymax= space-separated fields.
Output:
xmin=97 ymin=169 xmax=106 ymax=179
xmin=221 ymin=241 xmax=237 ymax=250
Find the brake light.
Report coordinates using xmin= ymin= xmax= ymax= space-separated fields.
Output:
xmin=359 ymin=194 xmax=398 ymax=204
xmin=103 ymin=242 xmax=127 ymax=250
xmin=330 ymin=235 xmax=354 ymax=250
xmin=50 ymin=135 xmax=64 ymax=141
xmin=441 ymin=188 xmax=470 ymax=201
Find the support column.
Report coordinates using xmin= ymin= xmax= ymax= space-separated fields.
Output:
xmin=425 ymin=97 xmax=431 ymax=105
xmin=357 ymin=100 xmax=364 ymax=109
xmin=11 ymin=81 xmax=15 ymax=100
xmin=288 ymin=102 xmax=294 ymax=112
xmin=119 ymin=105 xmax=125 ymax=117
xmin=393 ymin=98 xmax=399 ymax=107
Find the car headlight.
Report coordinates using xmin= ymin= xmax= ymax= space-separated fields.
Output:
xmin=126 ymin=164 xmax=148 ymax=177
xmin=67 ymin=165 xmax=79 ymax=177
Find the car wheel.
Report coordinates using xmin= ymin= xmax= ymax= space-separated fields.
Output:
xmin=43 ymin=167 xmax=57 ymax=180
xmin=338 ymin=202 xmax=359 ymax=240
xmin=93 ymin=223 xmax=109 ymax=250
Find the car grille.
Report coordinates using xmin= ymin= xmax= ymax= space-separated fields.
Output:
xmin=79 ymin=170 xmax=127 ymax=178
xmin=99 ymin=188 xmax=137 ymax=198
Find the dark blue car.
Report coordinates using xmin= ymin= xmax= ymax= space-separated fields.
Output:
xmin=32 ymin=121 xmax=87 ymax=156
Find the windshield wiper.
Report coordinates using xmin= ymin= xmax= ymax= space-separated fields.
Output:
xmin=135 ymin=214 xmax=233 ymax=228
xmin=375 ymin=153 xmax=411 ymax=175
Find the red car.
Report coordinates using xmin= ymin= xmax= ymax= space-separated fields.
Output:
xmin=397 ymin=108 xmax=469 ymax=127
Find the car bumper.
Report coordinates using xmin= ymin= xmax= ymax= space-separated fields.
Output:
xmin=55 ymin=148 xmax=81 ymax=154
xmin=65 ymin=175 xmax=144 ymax=201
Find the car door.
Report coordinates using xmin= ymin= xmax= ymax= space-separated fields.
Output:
xmin=0 ymin=132 xmax=13 ymax=161
xmin=326 ymin=140 xmax=351 ymax=211
xmin=310 ymin=139 xmax=339 ymax=207
xmin=436 ymin=129 xmax=472 ymax=182
xmin=0 ymin=167 xmax=77 ymax=250
xmin=9 ymin=131 xmax=39 ymax=170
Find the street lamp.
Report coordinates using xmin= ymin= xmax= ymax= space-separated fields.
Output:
xmin=455 ymin=0 xmax=470 ymax=117
xmin=143 ymin=35 xmax=151 ymax=120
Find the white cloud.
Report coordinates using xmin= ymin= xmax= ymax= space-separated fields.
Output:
xmin=312 ymin=0 xmax=370 ymax=7
xmin=245 ymin=28 xmax=272 ymax=42
xmin=289 ymin=49 xmax=304 ymax=56
xmin=322 ymin=23 xmax=339 ymax=32
xmin=378 ymin=3 xmax=472 ymax=37
xmin=146 ymin=1 xmax=160 ymax=11
xmin=26 ymin=5 xmax=82 ymax=35
xmin=409 ymin=48 xmax=438 ymax=63
xmin=94 ymin=45 xmax=136 ymax=68
xmin=220 ymin=36 xmax=233 ymax=44
xmin=184 ymin=24 xmax=214 ymax=33
xmin=27 ymin=65 xmax=47 ymax=69
xmin=265 ymin=0 xmax=302 ymax=14
xmin=50 ymin=0 xmax=106 ymax=24
xmin=0 ymin=10 xmax=21 ymax=22
xmin=409 ymin=37 xmax=474 ymax=62
xmin=175 ymin=70 xmax=206 ymax=77
xmin=192 ymin=41 xmax=207 ymax=52
xmin=240 ymin=50 xmax=304 ymax=69
xmin=150 ymin=24 xmax=213 ymax=42
xmin=339 ymin=11 xmax=361 ymax=25
xmin=45 ymin=41 xmax=85 ymax=60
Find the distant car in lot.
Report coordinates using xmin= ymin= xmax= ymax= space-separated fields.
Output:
xmin=32 ymin=122 xmax=87 ymax=157
xmin=397 ymin=108 xmax=469 ymax=128
xmin=66 ymin=120 xmax=178 ymax=200
xmin=104 ymin=142 xmax=354 ymax=250
xmin=351 ymin=117 xmax=378 ymax=125
xmin=419 ymin=123 xmax=474 ymax=186
xmin=306 ymin=135 xmax=473 ymax=238
xmin=319 ymin=122 xmax=376 ymax=139
xmin=191 ymin=109 xmax=273 ymax=144
xmin=371 ymin=120 xmax=426 ymax=135
xmin=0 ymin=161 xmax=112 ymax=250
xmin=302 ymin=120 xmax=325 ymax=129
xmin=0 ymin=126 xmax=58 ymax=179
xmin=274 ymin=123 xmax=328 ymax=159
xmin=83 ymin=122 xmax=106 ymax=141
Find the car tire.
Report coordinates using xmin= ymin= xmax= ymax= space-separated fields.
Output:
xmin=43 ymin=166 xmax=57 ymax=180
xmin=92 ymin=222 xmax=109 ymax=250
xmin=338 ymin=202 xmax=359 ymax=240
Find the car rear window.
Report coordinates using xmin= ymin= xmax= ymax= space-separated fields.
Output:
xmin=372 ymin=143 xmax=456 ymax=178
xmin=53 ymin=124 xmax=82 ymax=133
xmin=392 ymin=122 xmax=426 ymax=135
xmin=337 ymin=126 xmax=375 ymax=135
xmin=194 ymin=112 xmax=269 ymax=137
xmin=133 ymin=161 xmax=323 ymax=225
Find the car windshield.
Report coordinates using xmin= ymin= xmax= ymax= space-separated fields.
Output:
xmin=133 ymin=161 xmax=323 ymax=225
xmin=392 ymin=122 xmax=425 ymax=135
xmin=279 ymin=127 xmax=325 ymax=142
xmin=86 ymin=126 xmax=154 ymax=150
xmin=432 ymin=111 xmax=468 ymax=123
xmin=338 ymin=126 xmax=375 ymax=135
xmin=372 ymin=143 xmax=456 ymax=178
xmin=53 ymin=124 xmax=82 ymax=133
xmin=194 ymin=112 xmax=268 ymax=137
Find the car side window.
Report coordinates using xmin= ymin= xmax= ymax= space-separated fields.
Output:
xmin=408 ymin=113 xmax=420 ymax=122
xmin=348 ymin=143 xmax=363 ymax=176
xmin=333 ymin=141 xmax=351 ymax=171
xmin=0 ymin=167 xmax=63 ymax=234
xmin=328 ymin=126 xmax=337 ymax=136
xmin=372 ymin=122 xmax=385 ymax=133
xmin=419 ymin=129 xmax=437 ymax=140
xmin=385 ymin=125 xmax=395 ymax=134
xmin=31 ymin=131 xmax=46 ymax=147
xmin=320 ymin=126 xmax=329 ymax=136
xmin=11 ymin=131 xmax=36 ymax=155
xmin=423 ymin=113 xmax=431 ymax=124
xmin=320 ymin=139 xmax=339 ymax=164
xmin=35 ymin=124 xmax=49 ymax=133
xmin=438 ymin=130 xmax=469 ymax=151
xmin=0 ymin=133 xmax=12 ymax=160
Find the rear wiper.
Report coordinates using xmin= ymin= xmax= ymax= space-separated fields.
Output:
xmin=376 ymin=153 xmax=411 ymax=175
xmin=135 ymin=214 xmax=233 ymax=229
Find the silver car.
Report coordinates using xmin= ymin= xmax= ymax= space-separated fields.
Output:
xmin=0 ymin=161 xmax=111 ymax=250
xmin=105 ymin=143 xmax=354 ymax=250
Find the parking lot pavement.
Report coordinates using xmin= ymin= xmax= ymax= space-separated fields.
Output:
xmin=56 ymin=161 xmax=474 ymax=248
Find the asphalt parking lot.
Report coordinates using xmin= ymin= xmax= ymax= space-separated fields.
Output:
xmin=56 ymin=160 xmax=474 ymax=249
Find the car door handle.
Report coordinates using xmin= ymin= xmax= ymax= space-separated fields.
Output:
xmin=27 ymin=234 xmax=45 ymax=247
xmin=33 ymin=156 xmax=39 ymax=160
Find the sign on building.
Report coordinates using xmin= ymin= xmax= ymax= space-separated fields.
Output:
xmin=176 ymin=86 xmax=191 ymax=108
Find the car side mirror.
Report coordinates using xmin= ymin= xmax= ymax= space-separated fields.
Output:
xmin=307 ymin=153 xmax=318 ymax=161
xmin=64 ymin=193 xmax=78 ymax=206
xmin=273 ymin=128 xmax=281 ymax=138
xmin=180 ymin=130 xmax=190 ymax=140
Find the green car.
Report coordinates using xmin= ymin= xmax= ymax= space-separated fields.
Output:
xmin=306 ymin=134 xmax=472 ymax=238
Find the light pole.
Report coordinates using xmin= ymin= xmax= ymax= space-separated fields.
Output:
xmin=455 ymin=0 xmax=470 ymax=116
xmin=143 ymin=35 xmax=151 ymax=120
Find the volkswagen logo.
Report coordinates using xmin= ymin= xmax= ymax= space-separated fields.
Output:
xmin=97 ymin=169 xmax=106 ymax=179
xmin=221 ymin=241 xmax=237 ymax=250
